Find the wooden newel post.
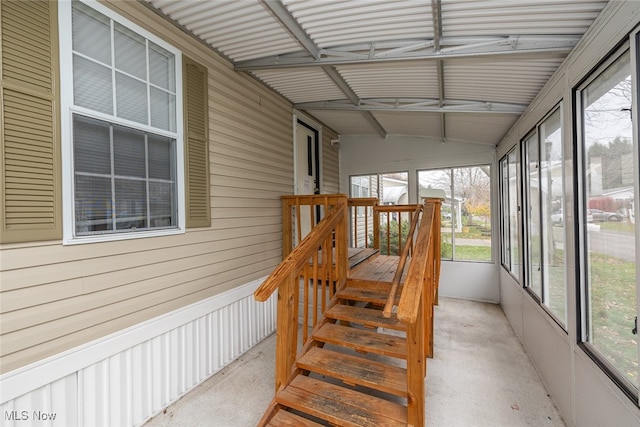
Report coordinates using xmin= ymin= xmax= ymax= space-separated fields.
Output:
xmin=406 ymin=301 xmax=426 ymax=427
xmin=335 ymin=199 xmax=348 ymax=290
xmin=275 ymin=270 xmax=298 ymax=391
xmin=426 ymin=198 xmax=442 ymax=305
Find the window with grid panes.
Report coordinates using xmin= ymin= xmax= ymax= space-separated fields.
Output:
xmin=62 ymin=0 xmax=183 ymax=239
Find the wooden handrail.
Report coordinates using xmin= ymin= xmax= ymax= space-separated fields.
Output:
xmin=382 ymin=203 xmax=423 ymax=318
xmin=347 ymin=197 xmax=378 ymax=207
xmin=254 ymin=202 xmax=347 ymax=302
xmin=396 ymin=202 xmax=436 ymax=323
xmin=374 ymin=204 xmax=422 ymax=213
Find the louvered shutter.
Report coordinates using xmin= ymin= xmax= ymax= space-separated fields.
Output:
xmin=182 ymin=56 xmax=210 ymax=228
xmin=1 ymin=1 xmax=62 ymax=243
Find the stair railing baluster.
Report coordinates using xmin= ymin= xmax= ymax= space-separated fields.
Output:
xmin=255 ymin=195 xmax=349 ymax=392
xmin=382 ymin=203 xmax=423 ymax=318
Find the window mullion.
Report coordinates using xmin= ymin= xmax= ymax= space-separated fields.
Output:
xmin=145 ymin=135 xmax=151 ymax=228
xmin=537 ymin=130 xmax=545 ymax=305
xmin=450 ymin=168 xmax=455 ymax=260
xmin=110 ymin=18 xmax=117 ymax=117
xmin=146 ymin=39 xmax=151 ymax=127
xmin=109 ymin=125 xmax=116 ymax=231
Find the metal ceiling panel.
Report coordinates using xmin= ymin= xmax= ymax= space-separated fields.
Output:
xmin=251 ymin=68 xmax=346 ymax=103
xmin=147 ymin=0 xmax=301 ymax=62
xmin=282 ymin=0 xmax=433 ymax=47
xmin=306 ymin=110 xmax=377 ymax=135
xmin=336 ymin=61 xmax=440 ymax=99
xmin=446 ymin=113 xmax=518 ymax=145
xmin=441 ymin=0 xmax=608 ymax=37
xmin=444 ymin=58 xmax=564 ymax=105
xmin=373 ymin=111 xmax=443 ymax=137
xmin=145 ymin=0 xmax=610 ymax=144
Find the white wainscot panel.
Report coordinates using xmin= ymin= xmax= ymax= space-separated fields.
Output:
xmin=440 ymin=261 xmax=499 ymax=303
xmin=0 ymin=278 xmax=276 ymax=427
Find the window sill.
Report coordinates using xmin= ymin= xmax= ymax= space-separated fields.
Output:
xmin=63 ymin=227 xmax=185 ymax=245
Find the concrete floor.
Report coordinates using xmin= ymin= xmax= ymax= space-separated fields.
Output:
xmin=144 ymin=298 xmax=564 ymax=427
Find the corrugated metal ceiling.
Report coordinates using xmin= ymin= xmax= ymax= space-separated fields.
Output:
xmin=145 ymin=0 xmax=609 ymax=145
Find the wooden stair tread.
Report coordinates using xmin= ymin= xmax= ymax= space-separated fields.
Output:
xmin=325 ymin=304 xmax=406 ymax=331
xmin=297 ymin=347 xmax=407 ymax=397
xmin=337 ymin=287 xmax=400 ymax=305
xmin=276 ymin=375 xmax=407 ymax=427
xmin=313 ymin=323 xmax=407 ymax=359
xmin=266 ymin=409 xmax=324 ymax=426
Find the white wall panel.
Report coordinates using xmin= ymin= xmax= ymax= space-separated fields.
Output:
xmin=499 ymin=268 xmax=523 ymax=341
xmin=0 ymin=279 xmax=276 ymax=427
xmin=440 ymin=261 xmax=499 ymax=303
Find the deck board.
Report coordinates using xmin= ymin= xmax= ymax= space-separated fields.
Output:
xmin=349 ymin=255 xmax=403 ymax=283
xmin=277 ymin=376 xmax=407 ymax=427
xmin=297 ymin=347 xmax=408 ymax=397
xmin=325 ymin=304 xmax=406 ymax=331
xmin=313 ymin=323 xmax=407 ymax=359
xmin=267 ymin=409 xmax=324 ymax=426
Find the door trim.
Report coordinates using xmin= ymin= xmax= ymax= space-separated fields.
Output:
xmin=293 ymin=111 xmax=323 ymax=195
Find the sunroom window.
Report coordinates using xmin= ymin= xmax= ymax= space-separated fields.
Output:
xmin=578 ymin=46 xmax=637 ymax=391
xmin=499 ymin=149 xmax=521 ymax=278
xmin=520 ymin=107 xmax=567 ymax=327
xmin=418 ymin=166 xmax=492 ymax=262
xmin=62 ymin=0 xmax=183 ymax=240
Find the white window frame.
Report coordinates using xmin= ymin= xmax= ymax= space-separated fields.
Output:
xmin=59 ymin=0 xmax=185 ymax=244
xmin=576 ymin=38 xmax=639 ymax=398
xmin=417 ymin=165 xmax=493 ymax=263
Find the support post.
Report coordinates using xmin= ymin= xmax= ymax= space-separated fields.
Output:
xmin=406 ymin=302 xmax=425 ymax=427
xmin=275 ymin=271 xmax=298 ymax=390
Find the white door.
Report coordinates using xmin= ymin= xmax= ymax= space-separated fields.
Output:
xmin=296 ymin=120 xmax=319 ymax=195
xmin=295 ymin=120 xmax=320 ymax=241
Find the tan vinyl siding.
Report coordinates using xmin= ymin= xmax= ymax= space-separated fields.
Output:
xmin=322 ymin=127 xmax=341 ymax=194
xmin=0 ymin=1 xmax=306 ymax=374
xmin=0 ymin=0 xmax=61 ymax=243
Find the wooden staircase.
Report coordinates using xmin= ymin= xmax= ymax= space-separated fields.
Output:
xmin=264 ymin=279 xmax=408 ymax=426
xmin=254 ymin=195 xmax=441 ymax=427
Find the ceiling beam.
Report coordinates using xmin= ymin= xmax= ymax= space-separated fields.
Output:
xmin=431 ymin=0 xmax=446 ymax=143
xmin=259 ymin=0 xmax=388 ymax=139
xmin=321 ymin=65 xmax=387 ymax=139
xmin=294 ymin=98 xmax=527 ymax=114
xmin=261 ymin=1 xmax=321 ymax=60
xmin=235 ymin=35 xmax=580 ymax=71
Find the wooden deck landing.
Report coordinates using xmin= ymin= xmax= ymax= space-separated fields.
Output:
xmin=349 ymin=254 xmax=405 ymax=283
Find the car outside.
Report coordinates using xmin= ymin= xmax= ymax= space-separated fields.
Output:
xmin=441 ymin=212 xmax=452 ymax=220
xmin=551 ymin=209 xmax=593 ymax=225
xmin=589 ymin=209 xmax=621 ymax=222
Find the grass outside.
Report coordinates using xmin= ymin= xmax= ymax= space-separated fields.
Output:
xmin=589 ymin=253 xmax=638 ymax=387
xmin=545 ymin=252 xmax=567 ymax=325
xmin=441 ymin=240 xmax=491 ymax=261
xmin=441 ymin=221 xmax=492 ymax=262
xmin=598 ymin=221 xmax=636 ymax=233
xmin=530 ymin=244 xmax=636 ymax=385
